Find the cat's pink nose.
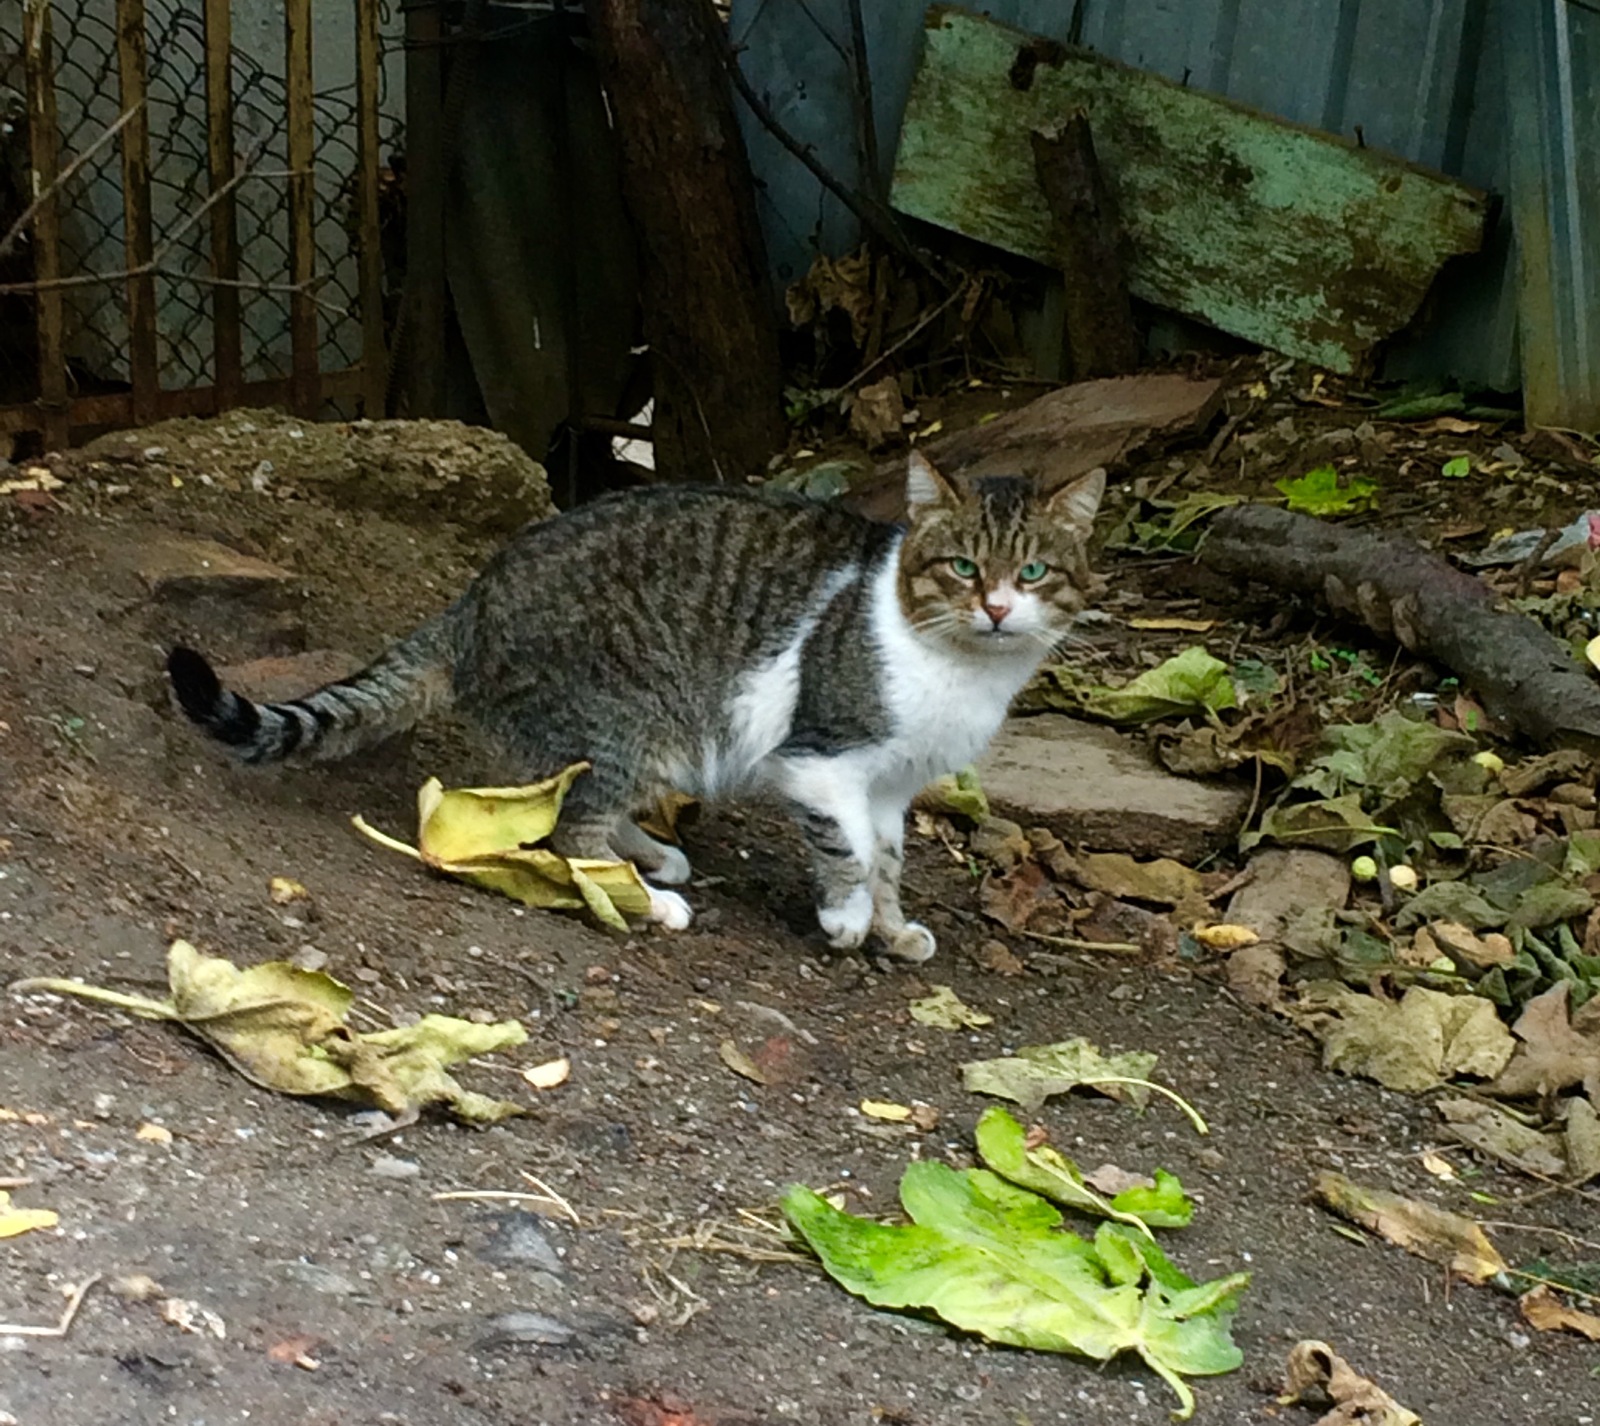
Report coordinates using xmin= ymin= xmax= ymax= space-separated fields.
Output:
xmin=983 ymin=598 xmax=1012 ymax=627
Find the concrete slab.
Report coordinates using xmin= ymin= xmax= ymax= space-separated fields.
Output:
xmin=977 ymin=713 xmax=1250 ymax=862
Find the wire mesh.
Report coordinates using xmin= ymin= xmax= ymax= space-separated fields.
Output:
xmin=0 ymin=0 xmax=403 ymax=407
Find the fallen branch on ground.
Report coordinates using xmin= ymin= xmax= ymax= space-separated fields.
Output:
xmin=1199 ymin=504 xmax=1600 ymax=750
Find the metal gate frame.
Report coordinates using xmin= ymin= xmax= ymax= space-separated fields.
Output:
xmin=6 ymin=0 xmax=387 ymax=449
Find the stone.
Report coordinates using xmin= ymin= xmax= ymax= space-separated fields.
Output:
xmin=132 ymin=535 xmax=294 ymax=601
xmin=976 ymin=715 xmax=1249 ymax=862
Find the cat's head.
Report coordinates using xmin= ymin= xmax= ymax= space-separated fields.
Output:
xmin=895 ymin=451 xmax=1104 ymax=656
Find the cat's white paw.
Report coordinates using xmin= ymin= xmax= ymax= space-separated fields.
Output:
xmin=819 ymin=887 xmax=873 ymax=950
xmin=646 ymin=887 xmax=693 ymax=931
xmin=883 ymin=922 xmax=937 ymax=963
xmin=651 ymin=844 xmax=693 ymax=886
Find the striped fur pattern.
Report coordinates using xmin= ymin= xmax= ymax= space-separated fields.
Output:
xmin=167 ymin=454 xmax=1104 ymax=959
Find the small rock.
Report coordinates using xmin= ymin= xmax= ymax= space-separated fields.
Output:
xmin=278 ymin=1262 xmax=362 ymax=1296
xmin=479 ymin=1214 xmax=565 ymax=1274
xmin=132 ymin=535 xmax=294 ymax=602
xmin=484 ymin=1310 xmax=575 ymax=1346
xmin=368 ymin=1154 xmax=421 ymax=1180
xmin=978 ymin=716 xmax=1249 ymax=861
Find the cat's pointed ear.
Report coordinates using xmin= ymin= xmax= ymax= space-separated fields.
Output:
xmin=1047 ymin=467 xmax=1106 ymax=530
xmin=906 ymin=450 xmax=960 ymax=517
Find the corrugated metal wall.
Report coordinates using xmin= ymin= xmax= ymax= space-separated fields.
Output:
xmin=730 ymin=0 xmax=1594 ymax=409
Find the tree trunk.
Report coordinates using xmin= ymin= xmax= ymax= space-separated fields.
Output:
xmin=1031 ymin=117 xmax=1138 ymax=381
xmin=583 ymin=0 xmax=785 ymax=483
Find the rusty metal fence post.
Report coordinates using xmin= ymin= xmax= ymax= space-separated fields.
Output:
xmin=0 ymin=0 xmax=394 ymax=449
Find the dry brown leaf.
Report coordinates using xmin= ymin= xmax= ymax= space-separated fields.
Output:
xmin=1521 ymin=1285 xmax=1600 ymax=1341
xmin=1071 ymin=852 xmax=1205 ymax=908
xmin=1082 ymin=1163 xmax=1153 ymax=1196
xmin=1491 ymin=983 xmax=1600 ymax=1099
xmin=1282 ymin=1339 xmax=1421 ymax=1426
xmin=1313 ymin=1171 xmax=1506 ymax=1284
xmin=1436 ymin=1095 xmax=1567 ymax=1178
xmin=1126 ymin=616 xmax=1217 ymax=633
xmin=1563 ymin=1095 xmax=1600 ymax=1183
xmin=978 ymin=860 xmax=1061 ymax=933
xmin=1293 ymin=983 xmax=1515 ymax=1092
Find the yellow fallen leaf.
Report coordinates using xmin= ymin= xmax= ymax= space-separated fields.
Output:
xmin=13 ymin=941 xmax=527 ymax=1124
xmin=354 ymin=767 xmax=653 ymax=930
xmin=860 ymin=1099 xmax=913 ymax=1122
xmin=909 ymin=985 xmax=993 ymax=1030
xmin=521 ymin=1056 xmax=571 ymax=1090
xmin=1191 ymin=923 xmax=1260 ymax=951
xmin=1420 ymin=1152 xmax=1457 ymax=1180
xmin=1522 ymin=1284 xmax=1600 ymax=1341
xmin=269 ymin=877 xmax=309 ymax=905
xmin=0 ymin=1190 xmax=58 ymax=1239
xmin=136 ymin=1122 xmax=173 ymax=1144
xmin=719 ymin=1039 xmax=767 ymax=1085
xmin=1587 ymin=634 xmax=1600 ymax=673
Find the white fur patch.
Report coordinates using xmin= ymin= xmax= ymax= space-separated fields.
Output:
xmin=699 ymin=564 xmax=858 ymax=798
xmin=646 ymin=887 xmax=693 ymax=930
xmin=651 ymin=845 xmax=693 ymax=885
xmin=819 ymin=885 xmax=873 ymax=948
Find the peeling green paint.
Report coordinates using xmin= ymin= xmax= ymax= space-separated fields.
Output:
xmin=891 ymin=8 xmax=1490 ymax=373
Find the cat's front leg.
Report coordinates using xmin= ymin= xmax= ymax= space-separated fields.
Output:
xmin=782 ymin=761 xmax=877 ymax=950
xmin=867 ymin=793 xmax=936 ymax=963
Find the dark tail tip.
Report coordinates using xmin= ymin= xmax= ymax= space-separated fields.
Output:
xmin=166 ymin=646 xmax=259 ymax=746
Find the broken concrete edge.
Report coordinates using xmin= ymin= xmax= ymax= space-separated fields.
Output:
xmin=977 ymin=712 xmax=1251 ymax=863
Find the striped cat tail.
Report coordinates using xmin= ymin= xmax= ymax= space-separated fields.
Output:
xmin=166 ymin=616 xmax=455 ymax=765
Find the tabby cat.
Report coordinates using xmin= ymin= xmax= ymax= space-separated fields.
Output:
xmin=168 ymin=452 xmax=1104 ymax=962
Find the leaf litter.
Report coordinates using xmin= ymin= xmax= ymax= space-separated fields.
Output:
xmin=13 ymin=939 xmax=528 ymax=1123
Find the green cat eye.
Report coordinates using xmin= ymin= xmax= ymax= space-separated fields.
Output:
xmin=949 ymin=557 xmax=980 ymax=579
xmin=1018 ymin=560 xmax=1049 ymax=582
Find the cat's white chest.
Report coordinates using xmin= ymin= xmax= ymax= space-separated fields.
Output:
xmin=867 ymin=555 xmax=1038 ymax=796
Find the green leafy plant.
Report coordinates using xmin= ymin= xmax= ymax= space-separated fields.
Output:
xmin=783 ymin=1109 xmax=1246 ymax=1419
xmin=1276 ymin=464 xmax=1378 ymax=516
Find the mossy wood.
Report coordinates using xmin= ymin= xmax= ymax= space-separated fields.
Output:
xmin=891 ymin=8 xmax=1490 ymax=372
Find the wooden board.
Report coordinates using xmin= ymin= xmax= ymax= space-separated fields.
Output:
xmin=891 ymin=8 xmax=1491 ymax=373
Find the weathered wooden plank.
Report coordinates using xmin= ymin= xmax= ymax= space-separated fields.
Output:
xmin=22 ymin=0 xmax=68 ymax=452
xmin=1503 ymin=0 xmax=1600 ymax=431
xmin=115 ymin=0 xmax=159 ymax=422
xmin=202 ymin=0 xmax=243 ymax=406
xmin=891 ymin=7 xmax=1491 ymax=373
xmin=284 ymin=0 xmax=319 ymax=417
xmin=353 ymin=0 xmax=387 ymax=417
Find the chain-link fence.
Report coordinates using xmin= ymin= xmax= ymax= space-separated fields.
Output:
xmin=0 ymin=0 xmax=404 ymax=444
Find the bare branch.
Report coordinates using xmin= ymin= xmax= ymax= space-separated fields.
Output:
xmin=0 ymin=102 xmax=144 ymax=262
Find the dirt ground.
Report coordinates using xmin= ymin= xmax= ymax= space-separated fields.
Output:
xmin=2 ymin=408 xmax=1597 ymax=1426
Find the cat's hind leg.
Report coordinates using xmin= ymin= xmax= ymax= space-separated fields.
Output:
xmin=866 ymin=793 xmax=935 ymax=963
xmin=548 ymin=791 xmax=691 ymax=931
xmin=609 ymin=818 xmax=692 ymax=886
